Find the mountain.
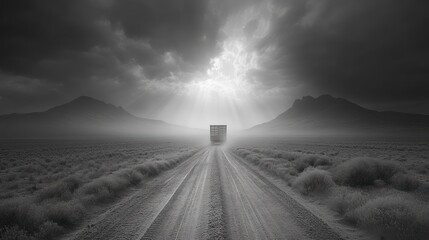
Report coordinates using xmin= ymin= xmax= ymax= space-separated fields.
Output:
xmin=249 ymin=95 xmax=429 ymax=136
xmin=0 ymin=96 xmax=189 ymax=138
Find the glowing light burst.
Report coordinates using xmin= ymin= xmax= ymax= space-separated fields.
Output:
xmin=191 ymin=40 xmax=255 ymax=98
xmin=180 ymin=38 xmax=260 ymax=129
xmin=148 ymin=4 xmax=278 ymax=130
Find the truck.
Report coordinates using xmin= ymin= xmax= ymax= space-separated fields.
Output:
xmin=210 ymin=125 xmax=227 ymax=144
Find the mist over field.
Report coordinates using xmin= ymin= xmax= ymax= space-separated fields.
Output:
xmin=1 ymin=0 xmax=429 ymax=240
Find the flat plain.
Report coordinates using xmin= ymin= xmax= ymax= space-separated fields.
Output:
xmin=0 ymin=137 xmax=428 ymax=240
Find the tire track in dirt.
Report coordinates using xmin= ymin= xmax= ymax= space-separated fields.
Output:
xmin=140 ymin=149 xmax=211 ymax=240
xmin=69 ymin=146 xmax=344 ymax=240
xmin=66 ymin=148 xmax=208 ymax=240
xmin=225 ymin=150 xmax=344 ymax=240
xmin=219 ymin=148 xmax=303 ymax=239
xmin=140 ymin=147 xmax=230 ymax=240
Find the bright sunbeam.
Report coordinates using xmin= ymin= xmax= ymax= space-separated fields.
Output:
xmin=181 ymin=39 xmax=258 ymax=130
xmin=143 ymin=4 xmax=278 ymax=130
xmin=189 ymin=40 xmax=255 ymax=99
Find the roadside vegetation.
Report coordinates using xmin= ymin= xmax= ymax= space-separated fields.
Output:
xmin=0 ymin=140 xmax=202 ymax=240
xmin=233 ymin=144 xmax=429 ymax=240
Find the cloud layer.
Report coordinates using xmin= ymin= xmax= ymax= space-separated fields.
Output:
xmin=1 ymin=0 xmax=428 ymax=125
xmin=257 ymin=0 xmax=429 ymax=111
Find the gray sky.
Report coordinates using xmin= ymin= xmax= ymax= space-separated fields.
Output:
xmin=1 ymin=0 xmax=429 ymax=129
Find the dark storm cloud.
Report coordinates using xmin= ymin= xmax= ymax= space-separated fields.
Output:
xmin=1 ymin=0 xmax=429 ymax=116
xmin=0 ymin=0 xmax=111 ymax=75
xmin=259 ymin=0 xmax=429 ymax=113
xmin=0 ymin=0 xmax=231 ymax=114
xmin=109 ymin=0 xmax=222 ymax=68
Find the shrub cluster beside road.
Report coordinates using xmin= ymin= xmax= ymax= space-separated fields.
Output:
xmin=233 ymin=147 xmax=429 ymax=240
xmin=0 ymin=141 xmax=201 ymax=240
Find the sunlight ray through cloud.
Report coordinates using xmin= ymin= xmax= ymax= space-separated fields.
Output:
xmin=122 ymin=2 xmax=290 ymax=130
xmin=156 ymin=5 xmax=275 ymax=130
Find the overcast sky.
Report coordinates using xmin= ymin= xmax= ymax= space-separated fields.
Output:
xmin=1 ymin=0 xmax=429 ymax=129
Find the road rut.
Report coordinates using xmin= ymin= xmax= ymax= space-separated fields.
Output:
xmin=68 ymin=146 xmax=344 ymax=240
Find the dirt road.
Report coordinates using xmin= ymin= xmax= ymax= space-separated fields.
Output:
xmin=67 ymin=146 xmax=344 ymax=240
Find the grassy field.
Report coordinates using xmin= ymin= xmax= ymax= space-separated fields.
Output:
xmin=229 ymin=136 xmax=429 ymax=240
xmin=0 ymin=138 xmax=204 ymax=239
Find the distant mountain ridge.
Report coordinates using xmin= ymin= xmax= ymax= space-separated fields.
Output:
xmin=0 ymin=96 xmax=186 ymax=138
xmin=250 ymin=95 xmax=429 ymax=136
xmin=44 ymin=96 xmax=163 ymax=125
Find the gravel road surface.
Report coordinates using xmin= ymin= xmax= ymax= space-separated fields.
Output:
xmin=67 ymin=146 xmax=344 ymax=240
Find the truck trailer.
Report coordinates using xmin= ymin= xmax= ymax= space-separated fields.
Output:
xmin=210 ymin=125 xmax=227 ymax=144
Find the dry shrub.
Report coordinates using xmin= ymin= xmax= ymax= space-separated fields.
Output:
xmin=292 ymin=169 xmax=335 ymax=195
xmin=36 ymin=221 xmax=64 ymax=240
xmin=293 ymin=158 xmax=309 ymax=172
xmin=346 ymin=196 xmax=429 ymax=240
xmin=328 ymin=189 xmax=369 ymax=215
xmin=390 ymin=173 xmax=421 ymax=192
xmin=233 ymin=150 xmax=262 ymax=164
xmin=246 ymin=153 xmax=262 ymax=164
xmin=274 ymin=169 xmax=294 ymax=183
xmin=36 ymin=175 xmax=82 ymax=202
xmin=287 ymin=167 xmax=298 ymax=176
xmin=258 ymin=158 xmax=280 ymax=171
xmin=79 ymin=175 xmax=129 ymax=203
xmin=0 ymin=199 xmax=44 ymax=233
xmin=334 ymin=157 xmax=400 ymax=187
xmin=235 ymin=148 xmax=253 ymax=157
xmin=314 ymin=157 xmax=332 ymax=166
xmin=80 ymin=149 xmax=199 ymax=204
xmin=256 ymin=149 xmax=299 ymax=161
xmin=134 ymin=162 xmax=160 ymax=176
xmin=133 ymin=149 xmax=198 ymax=177
xmin=0 ymin=199 xmax=81 ymax=239
xmin=236 ymin=149 xmax=290 ymax=178
xmin=0 ymin=148 xmax=200 ymax=239
xmin=44 ymin=201 xmax=84 ymax=227
xmin=234 ymin=149 xmax=332 ymax=184
xmin=273 ymin=166 xmax=290 ymax=177
xmin=0 ymin=225 xmax=34 ymax=240
xmin=134 ymin=160 xmax=172 ymax=176
xmin=293 ymin=155 xmax=331 ymax=172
